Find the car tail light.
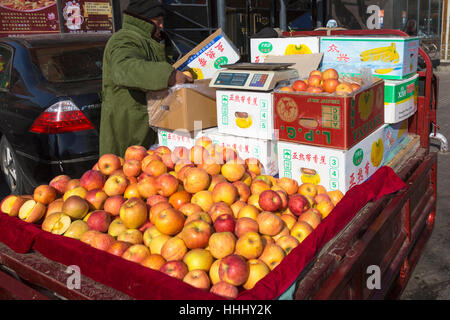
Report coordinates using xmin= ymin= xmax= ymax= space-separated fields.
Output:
xmin=29 ymin=100 xmax=94 ymax=134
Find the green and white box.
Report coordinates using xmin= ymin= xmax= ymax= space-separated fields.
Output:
xmin=320 ymin=36 xmax=419 ymax=80
xmin=202 ymin=128 xmax=278 ymax=176
xmin=216 ymin=90 xmax=275 ymax=140
xmin=277 ymin=122 xmax=408 ymax=194
xmin=250 ymin=37 xmax=320 ymax=63
xmin=157 ymin=128 xmax=202 ymax=150
xmin=384 ymin=74 xmax=418 ymax=123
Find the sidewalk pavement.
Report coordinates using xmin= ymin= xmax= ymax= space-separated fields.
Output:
xmin=400 ymin=70 xmax=450 ymax=299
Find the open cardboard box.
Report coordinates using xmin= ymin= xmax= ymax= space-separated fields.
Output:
xmin=147 ymin=79 xmax=217 ymax=132
xmin=147 ymin=28 xmax=241 ymax=132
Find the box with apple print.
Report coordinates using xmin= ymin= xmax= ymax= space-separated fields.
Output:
xmin=277 ymin=121 xmax=408 ymax=194
xmin=273 ymin=78 xmax=385 ymax=149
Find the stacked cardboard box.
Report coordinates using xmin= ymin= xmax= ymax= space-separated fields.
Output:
xmin=148 ymin=29 xmax=241 ymax=133
xmin=319 ymin=36 xmax=420 ymax=124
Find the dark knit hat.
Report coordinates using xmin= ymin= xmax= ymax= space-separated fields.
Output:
xmin=126 ymin=0 xmax=165 ymax=19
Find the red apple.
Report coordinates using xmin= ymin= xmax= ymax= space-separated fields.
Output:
xmin=87 ymin=210 xmax=112 ymax=233
xmin=91 ymin=233 xmax=115 ymax=251
xmin=258 ymin=190 xmax=282 ymax=212
xmin=288 ymin=194 xmax=310 ymax=216
xmin=210 ymin=281 xmax=239 ymax=299
xmin=49 ymin=175 xmax=71 ymax=195
xmin=160 ymin=261 xmax=189 ymax=280
xmin=123 ymin=159 xmax=142 ymax=177
xmin=33 ymin=185 xmax=57 ymax=205
xmin=98 ymin=154 xmax=122 ymax=176
xmin=219 ymin=254 xmax=249 ymax=286
xmin=107 ymin=241 xmax=132 ymax=256
xmin=275 ymin=189 xmax=289 ymax=211
xmin=146 ymin=194 xmax=168 ymax=207
xmin=121 ymin=244 xmax=150 ymax=263
xmin=234 ymin=217 xmax=259 ymax=238
xmin=181 ymin=220 xmax=213 ymax=249
xmin=125 ymin=145 xmax=148 ymax=162
xmin=213 ymin=214 xmax=236 ymax=233
xmin=119 ymin=197 xmax=148 ymax=229
xmin=156 ymin=173 xmax=179 ymax=197
xmin=183 ymin=270 xmax=211 ymax=291
xmin=104 ymin=174 xmax=129 ymax=197
xmin=85 ymin=188 xmax=108 ymax=211
xmin=103 ymin=195 xmax=126 ymax=216
xmin=208 ymin=201 xmax=233 ymax=223
xmin=80 ymin=170 xmax=106 ymax=191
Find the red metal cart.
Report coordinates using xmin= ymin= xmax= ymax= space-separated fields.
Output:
xmin=0 ymin=29 xmax=442 ymax=300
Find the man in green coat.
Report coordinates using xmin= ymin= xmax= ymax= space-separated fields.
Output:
xmin=99 ymin=0 xmax=192 ymax=157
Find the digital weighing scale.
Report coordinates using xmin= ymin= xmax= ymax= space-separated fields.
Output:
xmin=209 ymin=63 xmax=298 ymax=92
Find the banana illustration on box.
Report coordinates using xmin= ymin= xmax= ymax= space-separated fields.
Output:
xmin=189 ymin=67 xmax=204 ymax=80
xmin=358 ymin=90 xmax=374 ymax=121
xmin=371 ymin=138 xmax=384 ymax=167
xmin=235 ymin=112 xmax=253 ymax=129
xmin=360 ymin=43 xmax=400 ymax=63
xmin=374 ymin=68 xmax=395 ymax=75
xmin=284 ymin=44 xmax=312 ymax=55
xmin=300 ymin=168 xmax=321 ymax=185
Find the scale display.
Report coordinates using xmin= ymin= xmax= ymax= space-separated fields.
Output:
xmin=210 ymin=66 xmax=298 ymax=91
xmin=214 ymin=72 xmax=250 ymax=87
xmin=249 ymin=73 xmax=269 ymax=88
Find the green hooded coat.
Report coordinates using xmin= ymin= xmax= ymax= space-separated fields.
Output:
xmin=99 ymin=13 xmax=174 ymax=157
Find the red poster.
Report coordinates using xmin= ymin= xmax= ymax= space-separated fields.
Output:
xmin=61 ymin=0 xmax=113 ymax=33
xmin=0 ymin=1 xmax=59 ymax=35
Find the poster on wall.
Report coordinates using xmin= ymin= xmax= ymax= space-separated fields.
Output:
xmin=0 ymin=0 xmax=60 ymax=35
xmin=61 ymin=0 xmax=113 ymax=33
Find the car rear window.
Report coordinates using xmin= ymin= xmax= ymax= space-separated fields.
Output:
xmin=31 ymin=42 xmax=105 ymax=83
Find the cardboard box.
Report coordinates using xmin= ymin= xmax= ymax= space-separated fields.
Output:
xmin=250 ymin=37 xmax=320 ymax=63
xmin=156 ymin=127 xmax=279 ymax=176
xmin=147 ymin=79 xmax=217 ymax=132
xmin=173 ymin=28 xmax=241 ymax=80
xmin=273 ymin=78 xmax=385 ymax=149
xmin=157 ymin=128 xmax=202 ymax=150
xmin=384 ymin=74 xmax=418 ymax=123
xmin=202 ymin=128 xmax=278 ymax=176
xmin=277 ymin=122 xmax=409 ymax=194
xmin=320 ymin=36 xmax=419 ymax=80
xmin=216 ymin=90 xmax=275 ymax=140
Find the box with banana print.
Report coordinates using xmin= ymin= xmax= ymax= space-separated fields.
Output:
xmin=216 ymin=90 xmax=275 ymax=140
xmin=277 ymin=121 xmax=408 ymax=194
xmin=320 ymin=36 xmax=419 ymax=80
xmin=250 ymin=37 xmax=320 ymax=63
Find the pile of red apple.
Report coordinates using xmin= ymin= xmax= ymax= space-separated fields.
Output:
xmin=279 ymin=68 xmax=361 ymax=95
xmin=0 ymin=137 xmax=344 ymax=299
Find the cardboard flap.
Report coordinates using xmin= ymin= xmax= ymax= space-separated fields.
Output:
xmin=264 ymin=53 xmax=323 ymax=79
xmin=173 ymin=28 xmax=224 ymax=70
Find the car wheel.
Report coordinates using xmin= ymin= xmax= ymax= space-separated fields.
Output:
xmin=0 ymin=136 xmax=25 ymax=195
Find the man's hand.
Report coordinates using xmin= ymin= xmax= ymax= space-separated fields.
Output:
xmin=168 ymin=70 xmax=194 ymax=87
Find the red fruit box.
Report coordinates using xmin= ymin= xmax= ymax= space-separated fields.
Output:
xmin=273 ymin=78 xmax=385 ymax=149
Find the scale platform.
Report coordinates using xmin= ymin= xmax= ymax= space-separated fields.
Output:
xmin=209 ymin=62 xmax=298 ymax=91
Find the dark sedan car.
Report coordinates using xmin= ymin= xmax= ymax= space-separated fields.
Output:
xmin=0 ymin=33 xmax=110 ymax=195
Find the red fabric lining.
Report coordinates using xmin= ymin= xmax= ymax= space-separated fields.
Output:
xmin=0 ymin=166 xmax=406 ymax=300
xmin=0 ymin=213 xmax=44 ymax=253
